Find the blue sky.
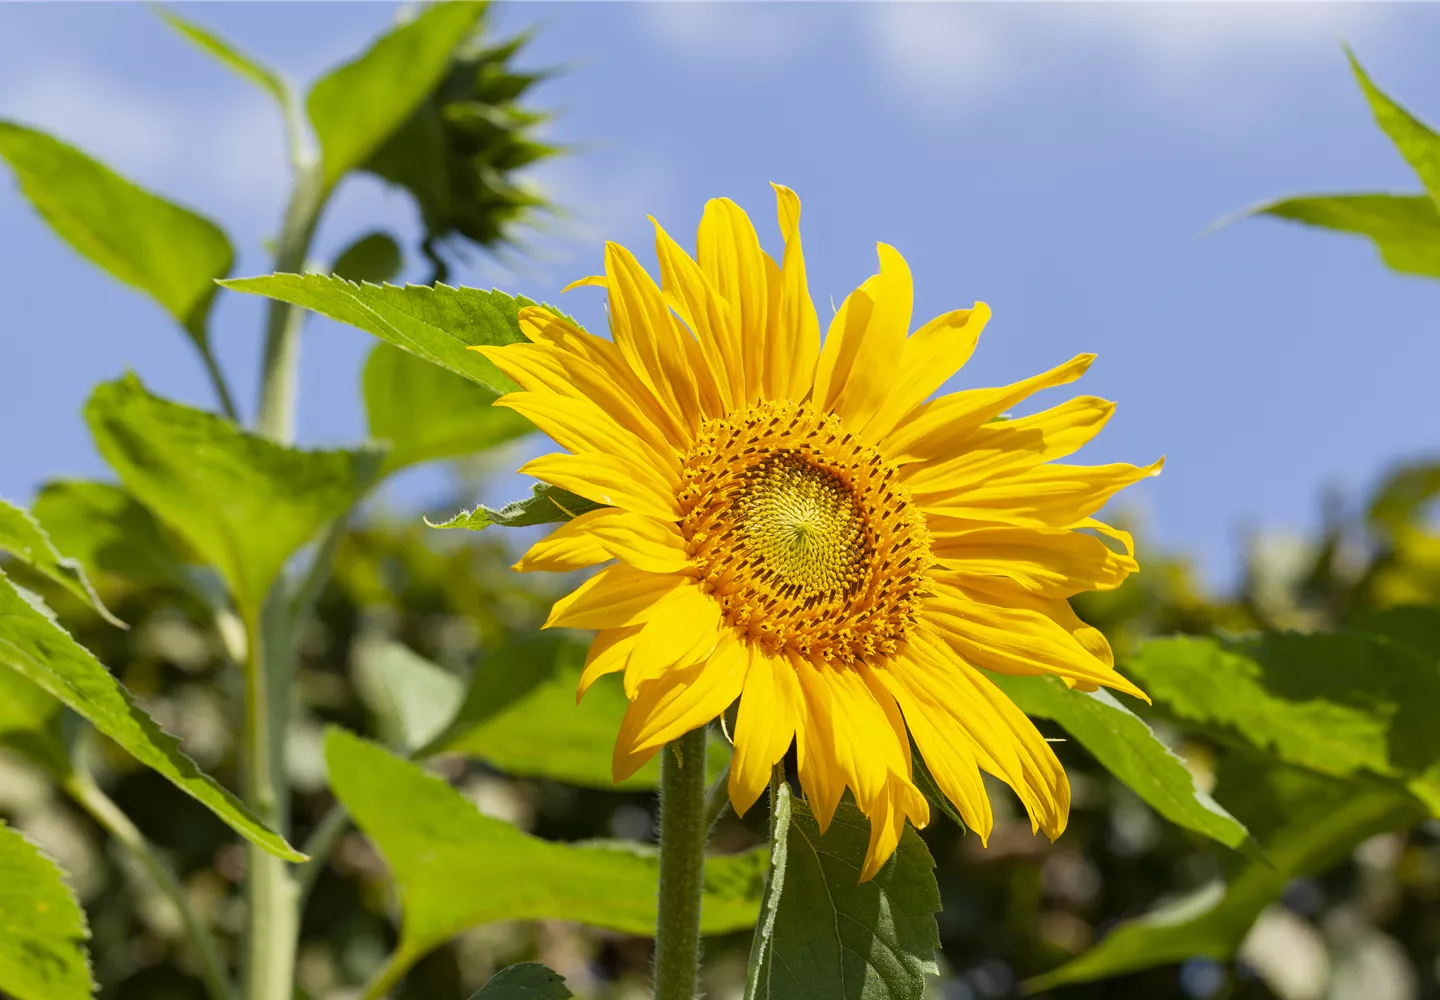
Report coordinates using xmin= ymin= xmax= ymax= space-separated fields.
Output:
xmin=2 ymin=2 xmax=1439 ymax=589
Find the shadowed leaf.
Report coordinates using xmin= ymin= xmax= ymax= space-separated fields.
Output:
xmin=0 ymin=822 xmax=92 ymax=1000
xmin=466 ymin=963 xmax=573 ymax=1000
xmin=427 ymin=481 xmax=604 ymax=531
xmin=0 ymin=498 xmax=123 ymax=627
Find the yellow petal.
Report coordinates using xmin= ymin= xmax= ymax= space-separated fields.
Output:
xmin=479 ymin=330 xmax=682 ymax=459
xmin=882 ymin=353 xmax=1095 ymax=465
xmin=861 ymin=303 xmax=991 ymax=444
xmin=790 ymin=655 xmax=845 ymax=832
xmin=650 ymin=218 xmax=740 ymax=412
xmin=582 ymin=510 xmax=693 ymax=575
xmin=923 ymin=581 xmax=1147 ymax=699
xmin=544 ymin=563 xmax=687 ymax=630
xmin=519 ymin=452 xmax=680 ymax=522
xmin=930 ymin=524 xmax=1138 ymax=598
xmin=697 ymin=197 xmax=769 ymax=405
xmin=605 ymin=240 xmax=708 ymax=440
xmin=904 ymin=395 xmax=1115 ymax=495
xmin=514 ymin=508 xmax=613 ymax=573
xmin=771 ymin=184 xmax=821 ymax=401
xmin=860 ymin=775 xmax=930 ymax=882
xmin=813 ymin=243 xmax=913 ymax=429
xmin=578 ymin=626 xmax=642 ymax=701
xmin=611 ymin=629 xmax=748 ymax=779
xmin=920 ymin=458 xmax=1164 ymax=529
xmin=623 ymin=586 xmax=721 ymax=696
xmin=497 ymin=392 xmax=681 ymax=482
xmin=728 ymin=647 xmax=802 ymax=816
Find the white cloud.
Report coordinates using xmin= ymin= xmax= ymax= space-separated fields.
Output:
xmin=636 ymin=0 xmax=1411 ymax=113
xmin=0 ymin=57 xmax=288 ymax=226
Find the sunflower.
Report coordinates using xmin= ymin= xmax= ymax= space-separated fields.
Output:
xmin=477 ymin=185 xmax=1158 ymax=880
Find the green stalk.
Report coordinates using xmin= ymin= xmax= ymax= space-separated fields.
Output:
xmin=653 ymin=727 xmax=710 ymax=1000
xmin=255 ymin=164 xmax=323 ymax=444
xmin=65 ymin=765 xmax=233 ymax=1000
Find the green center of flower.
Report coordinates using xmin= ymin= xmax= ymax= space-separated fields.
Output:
xmin=735 ymin=453 xmax=867 ymax=598
xmin=677 ymin=399 xmax=935 ymax=666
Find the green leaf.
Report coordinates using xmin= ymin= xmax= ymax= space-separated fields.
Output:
xmin=0 ymin=498 xmax=123 ymax=627
xmin=31 ymin=480 xmax=192 ymax=590
xmin=1027 ymin=765 xmax=1422 ymax=990
xmin=353 ymin=639 xmax=464 ymax=755
xmin=1252 ymin=194 xmax=1440 ymax=280
xmin=0 ymin=667 xmax=68 ymax=779
xmin=325 ymin=729 xmax=765 ymax=995
xmin=1367 ymin=460 xmax=1440 ymax=533
xmin=0 ymin=569 xmax=302 ymax=860
xmin=0 ymin=121 xmax=232 ymax=342
xmin=1127 ymin=632 xmax=1440 ymax=818
xmin=363 ymin=341 xmax=531 ymax=475
xmin=154 ymin=5 xmax=288 ymax=107
xmin=85 ymin=374 xmax=380 ymax=622
xmin=427 ymin=481 xmax=604 ymax=531
xmin=465 ymin=963 xmax=573 ymax=1000
xmin=332 ymin=232 xmax=402 ymax=285
xmin=745 ymin=784 xmax=940 ymax=1000
xmin=220 ymin=275 xmax=532 ymax=396
xmin=422 ymin=632 xmax=658 ymax=789
xmin=0 ymin=821 xmax=93 ymax=1000
xmin=1352 ymin=605 xmax=1440 ymax=662
xmin=1349 ymin=49 xmax=1440 ymax=207
xmin=307 ymin=1 xmax=487 ymax=191
xmin=992 ymin=674 xmax=1251 ymax=851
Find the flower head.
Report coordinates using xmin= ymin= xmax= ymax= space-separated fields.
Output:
xmin=478 ymin=186 xmax=1158 ymax=879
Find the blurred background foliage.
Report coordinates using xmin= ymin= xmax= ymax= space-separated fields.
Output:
xmin=2 ymin=5 xmax=1440 ymax=1000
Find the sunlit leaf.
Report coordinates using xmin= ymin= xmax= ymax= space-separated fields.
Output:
xmin=427 ymin=481 xmax=603 ymax=531
xmin=353 ymin=639 xmax=464 ymax=755
xmin=0 ymin=121 xmax=231 ymax=343
xmin=333 ymin=232 xmax=402 ymax=285
xmin=745 ymin=784 xmax=940 ymax=1000
xmin=1027 ymin=763 xmax=1422 ymax=990
xmin=154 ymin=6 xmax=288 ymax=107
xmin=0 ymin=569 xmax=301 ymax=860
xmin=1251 ymin=194 xmax=1440 ymax=280
xmin=31 ymin=480 xmax=192 ymax=590
xmin=85 ymin=374 xmax=381 ymax=622
xmin=993 ymin=673 xmax=1251 ymax=851
xmin=0 ymin=821 xmax=92 ymax=1000
xmin=466 ymin=963 xmax=573 ymax=1000
xmin=1127 ymin=632 xmax=1440 ymax=817
xmin=1367 ymin=461 xmax=1440 ymax=533
xmin=422 ymin=632 xmax=657 ymax=789
xmin=1348 ymin=49 xmax=1440 ymax=206
xmin=0 ymin=498 xmax=123 ymax=627
xmin=326 ymin=729 xmax=765 ymax=995
xmin=363 ymin=341 xmax=531 ymax=475
xmin=220 ymin=275 xmax=532 ymax=396
xmin=307 ymin=1 xmax=486 ymax=191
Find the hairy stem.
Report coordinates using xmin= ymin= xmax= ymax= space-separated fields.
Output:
xmin=66 ymin=766 xmax=233 ymax=1000
xmin=241 ymin=603 xmax=300 ymax=1000
xmin=654 ymin=727 xmax=710 ymax=1000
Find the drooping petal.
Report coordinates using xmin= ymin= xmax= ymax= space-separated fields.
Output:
xmin=544 ymin=563 xmax=688 ymax=630
xmin=623 ymin=585 xmax=722 ymax=696
xmin=861 ymin=303 xmax=991 ymax=444
xmin=611 ymin=629 xmax=748 ymax=780
xmin=881 ymin=353 xmax=1095 ymax=465
xmin=728 ymin=647 xmax=803 ymax=816
xmin=813 ymin=244 xmax=913 ymax=429
xmin=771 ymin=184 xmax=821 ymax=401
xmin=923 ymin=580 xmax=1147 ymax=699
xmin=859 ymin=774 xmax=931 ymax=882
xmin=578 ymin=626 xmax=642 ymax=701
xmin=520 ymin=452 xmax=681 ymax=522
xmin=903 ymin=395 xmax=1115 ymax=495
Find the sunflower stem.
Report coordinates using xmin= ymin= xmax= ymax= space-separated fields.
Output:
xmin=654 ymin=726 xmax=710 ymax=1000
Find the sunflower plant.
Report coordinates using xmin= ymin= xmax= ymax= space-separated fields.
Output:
xmin=6 ymin=5 xmax=1440 ymax=999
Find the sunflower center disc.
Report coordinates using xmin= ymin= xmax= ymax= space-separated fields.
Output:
xmin=678 ymin=400 xmax=933 ymax=666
